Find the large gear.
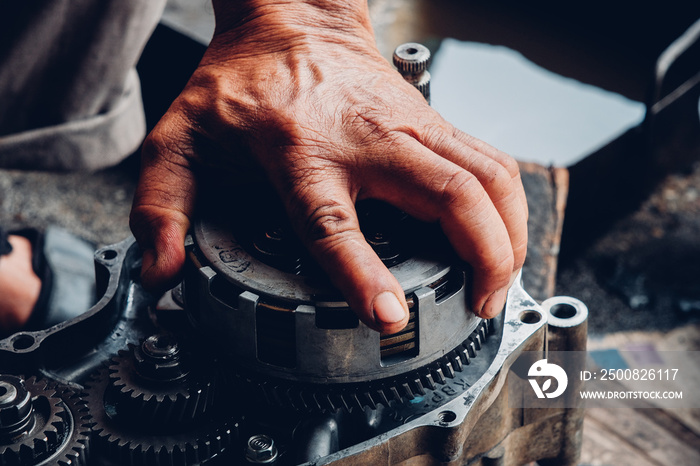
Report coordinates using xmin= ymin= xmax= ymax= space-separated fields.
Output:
xmin=108 ymin=334 xmax=217 ymax=427
xmin=231 ymin=319 xmax=492 ymax=413
xmin=86 ymin=367 xmax=234 ymax=466
xmin=0 ymin=375 xmax=91 ymax=466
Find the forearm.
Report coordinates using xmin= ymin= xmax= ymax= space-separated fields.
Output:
xmin=209 ymin=0 xmax=375 ymax=54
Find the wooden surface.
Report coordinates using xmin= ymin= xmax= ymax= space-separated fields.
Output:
xmin=519 ymin=161 xmax=569 ymax=302
xmin=519 ymin=161 xmax=700 ymax=465
xmin=581 ymin=325 xmax=700 ymax=466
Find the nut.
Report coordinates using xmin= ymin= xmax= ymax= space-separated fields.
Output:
xmin=245 ymin=434 xmax=278 ymax=464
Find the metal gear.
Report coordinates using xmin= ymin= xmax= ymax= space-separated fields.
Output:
xmin=86 ymin=368 xmax=234 ymax=466
xmin=108 ymin=334 xmax=217 ymax=427
xmin=393 ymin=42 xmax=431 ymax=102
xmin=231 ymin=319 xmax=492 ymax=413
xmin=0 ymin=375 xmax=91 ymax=466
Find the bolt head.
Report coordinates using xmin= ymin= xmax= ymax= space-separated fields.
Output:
xmin=142 ymin=334 xmax=179 ymax=358
xmin=245 ymin=434 xmax=278 ymax=464
xmin=134 ymin=334 xmax=189 ymax=382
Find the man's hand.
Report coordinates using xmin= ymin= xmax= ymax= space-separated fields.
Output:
xmin=129 ymin=0 xmax=528 ymax=334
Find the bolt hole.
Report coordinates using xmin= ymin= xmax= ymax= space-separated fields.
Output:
xmin=12 ymin=334 xmax=35 ymax=350
xmin=437 ymin=410 xmax=457 ymax=423
xmin=100 ymin=249 xmax=117 ymax=261
xmin=519 ymin=310 xmax=541 ymax=324
xmin=550 ymin=303 xmax=577 ymax=319
xmin=406 ymin=47 xmax=418 ymax=55
xmin=0 ymin=386 xmax=6 ymax=397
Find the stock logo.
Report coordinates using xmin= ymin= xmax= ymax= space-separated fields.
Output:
xmin=528 ymin=359 xmax=568 ymax=399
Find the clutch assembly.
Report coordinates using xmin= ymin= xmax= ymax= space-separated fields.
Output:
xmin=0 ymin=193 xmax=588 ymax=465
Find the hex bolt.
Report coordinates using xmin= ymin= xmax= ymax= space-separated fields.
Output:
xmin=245 ymin=434 xmax=278 ymax=464
xmin=134 ymin=334 xmax=189 ymax=382
xmin=393 ymin=42 xmax=432 ymax=104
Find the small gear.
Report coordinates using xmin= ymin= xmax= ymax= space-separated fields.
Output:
xmin=231 ymin=319 xmax=492 ymax=413
xmin=0 ymin=375 xmax=91 ymax=466
xmin=86 ymin=367 xmax=234 ymax=466
xmin=108 ymin=334 xmax=217 ymax=427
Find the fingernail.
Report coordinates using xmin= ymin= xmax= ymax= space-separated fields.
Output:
xmin=373 ymin=291 xmax=407 ymax=324
xmin=480 ymin=287 xmax=508 ymax=318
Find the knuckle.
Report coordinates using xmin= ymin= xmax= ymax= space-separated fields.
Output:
xmin=420 ymin=121 xmax=454 ymax=150
xmin=453 ymin=128 xmax=521 ymax=178
xmin=129 ymin=205 xmax=187 ymax=243
xmin=481 ymin=160 xmax=513 ymax=192
xmin=302 ymin=202 xmax=358 ymax=246
xmin=500 ymin=155 xmax=521 ymax=179
xmin=438 ymin=170 xmax=482 ymax=212
xmin=483 ymin=248 xmax=515 ymax=286
xmin=142 ymin=125 xmax=191 ymax=166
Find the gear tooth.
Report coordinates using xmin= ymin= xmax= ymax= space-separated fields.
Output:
xmin=432 ymin=367 xmax=446 ymax=385
xmin=362 ymin=391 xmax=377 ymax=410
xmin=137 ymin=390 xmax=151 ymax=403
xmin=451 ymin=353 xmax=464 ymax=372
xmin=339 ymin=393 xmax=352 ymax=412
xmin=459 ymin=347 xmax=471 ymax=365
xmin=350 ymin=392 xmax=363 ymax=411
xmin=32 ymin=436 xmax=49 ymax=455
xmin=296 ymin=390 xmax=310 ymax=411
xmin=173 ymin=392 xmax=190 ymax=424
xmin=423 ymin=372 xmax=437 ymax=390
xmin=283 ymin=386 xmax=298 ymax=411
xmin=401 ymin=382 xmax=415 ymax=400
xmin=311 ymin=392 xmax=324 ymax=411
xmin=186 ymin=441 xmax=198 ymax=464
xmin=442 ymin=361 xmax=455 ymax=379
xmin=20 ymin=442 xmax=34 ymax=460
xmin=470 ymin=333 xmax=482 ymax=350
xmin=171 ymin=444 xmax=185 ymax=466
xmin=323 ymin=393 xmax=337 ymax=412
xmin=291 ymin=388 xmax=306 ymax=411
xmin=411 ymin=378 xmax=426 ymax=396
xmin=466 ymin=340 xmax=477 ymax=358
xmin=388 ymin=386 xmax=402 ymax=403
xmin=479 ymin=324 xmax=488 ymax=341
xmin=376 ymin=389 xmax=390 ymax=407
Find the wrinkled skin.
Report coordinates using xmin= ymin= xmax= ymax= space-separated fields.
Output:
xmin=129 ymin=0 xmax=528 ymax=334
